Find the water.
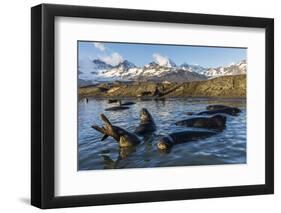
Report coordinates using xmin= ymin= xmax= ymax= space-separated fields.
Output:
xmin=78 ymin=98 xmax=246 ymax=170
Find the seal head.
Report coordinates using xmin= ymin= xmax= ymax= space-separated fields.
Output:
xmin=140 ymin=108 xmax=153 ymax=123
xmin=157 ymin=135 xmax=174 ymax=151
xmin=135 ymin=108 xmax=156 ymax=135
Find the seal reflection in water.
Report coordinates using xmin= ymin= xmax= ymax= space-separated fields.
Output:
xmin=157 ymin=130 xmax=218 ymax=151
xmin=101 ymin=146 xmax=136 ymax=169
xmin=175 ymin=115 xmax=226 ymax=130
xmin=92 ymin=114 xmax=141 ymax=147
xmin=135 ymin=108 xmax=156 ymax=135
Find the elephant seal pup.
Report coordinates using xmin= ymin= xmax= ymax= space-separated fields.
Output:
xmin=135 ymin=108 xmax=156 ymax=135
xmin=157 ymin=130 xmax=217 ymax=151
xmin=175 ymin=115 xmax=226 ymax=130
xmin=92 ymin=114 xmax=140 ymax=147
xmin=197 ymin=107 xmax=241 ymax=116
xmin=105 ymin=106 xmax=130 ymax=111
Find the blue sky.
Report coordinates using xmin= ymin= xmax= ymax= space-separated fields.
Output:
xmin=78 ymin=41 xmax=247 ymax=68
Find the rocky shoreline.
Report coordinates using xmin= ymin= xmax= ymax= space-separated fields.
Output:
xmin=79 ymin=74 xmax=246 ymax=98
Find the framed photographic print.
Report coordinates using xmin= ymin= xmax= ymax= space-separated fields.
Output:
xmin=31 ymin=3 xmax=274 ymax=209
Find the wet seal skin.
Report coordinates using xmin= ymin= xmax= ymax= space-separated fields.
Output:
xmin=119 ymin=100 xmax=136 ymax=106
xmin=175 ymin=115 xmax=226 ymax=130
xmin=206 ymin=104 xmax=239 ymax=111
xmin=104 ymin=106 xmax=130 ymax=111
xmin=197 ymin=107 xmax=241 ymax=116
xmin=157 ymin=130 xmax=218 ymax=151
xmin=92 ymin=114 xmax=140 ymax=147
xmin=135 ymin=108 xmax=156 ymax=135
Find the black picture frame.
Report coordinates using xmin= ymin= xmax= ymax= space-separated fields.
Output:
xmin=31 ymin=3 xmax=274 ymax=209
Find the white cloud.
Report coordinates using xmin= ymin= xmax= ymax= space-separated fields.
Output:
xmin=93 ymin=42 xmax=106 ymax=51
xmin=153 ymin=53 xmax=169 ymax=66
xmin=99 ymin=52 xmax=123 ymax=66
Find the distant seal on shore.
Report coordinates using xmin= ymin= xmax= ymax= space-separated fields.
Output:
xmin=92 ymin=114 xmax=141 ymax=147
xmin=135 ymin=108 xmax=156 ymax=135
xmin=157 ymin=130 xmax=217 ymax=151
xmin=197 ymin=107 xmax=241 ymax=116
xmin=108 ymin=99 xmax=119 ymax=104
xmin=105 ymin=106 xmax=130 ymax=111
xmin=175 ymin=115 xmax=226 ymax=130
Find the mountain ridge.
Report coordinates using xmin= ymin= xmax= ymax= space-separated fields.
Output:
xmin=78 ymin=58 xmax=247 ymax=86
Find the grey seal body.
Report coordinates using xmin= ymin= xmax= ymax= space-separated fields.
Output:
xmin=206 ymin=104 xmax=234 ymax=110
xmin=119 ymin=101 xmax=136 ymax=106
xmin=105 ymin=106 xmax=130 ymax=111
xmin=135 ymin=108 xmax=156 ymax=135
xmin=198 ymin=107 xmax=241 ymax=116
xmin=157 ymin=130 xmax=217 ymax=151
xmin=92 ymin=114 xmax=140 ymax=147
xmin=175 ymin=115 xmax=226 ymax=130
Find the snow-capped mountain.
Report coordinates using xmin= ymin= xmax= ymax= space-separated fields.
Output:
xmin=131 ymin=61 xmax=206 ymax=82
xmin=99 ymin=60 xmax=137 ymax=79
xmin=203 ymin=60 xmax=247 ymax=77
xmin=152 ymin=58 xmax=177 ymax=68
xmin=87 ymin=59 xmax=206 ymax=83
xmin=78 ymin=58 xmax=246 ymax=86
xmin=180 ymin=63 xmax=206 ymax=74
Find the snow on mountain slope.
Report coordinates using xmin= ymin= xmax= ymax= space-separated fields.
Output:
xmin=204 ymin=59 xmax=247 ymax=77
xmin=180 ymin=63 xmax=206 ymax=74
xmin=78 ymin=58 xmax=247 ymax=86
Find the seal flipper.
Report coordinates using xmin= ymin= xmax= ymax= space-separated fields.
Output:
xmin=101 ymin=134 xmax=109 ymax=141
xmin=100 ymin=114 xmax=113 ymax=129
xmin=91 ymin=125 xmax=106 ymax=134
xmin=91 ymin=124 xmax=109 ymax=141
xmin=92 ymin=114 xmax=141 ymax=147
